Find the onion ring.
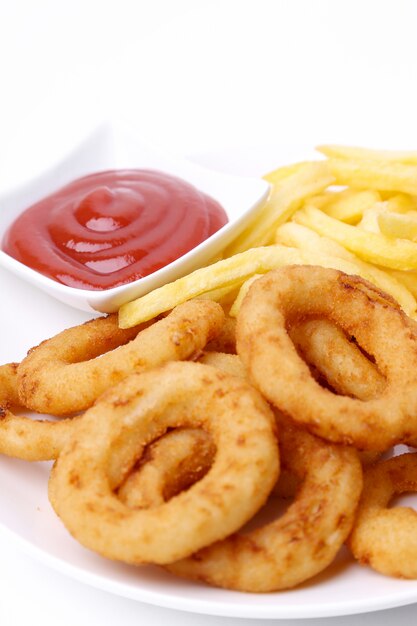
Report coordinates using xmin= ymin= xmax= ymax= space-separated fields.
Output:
xmin=0 ymin=362 xmax=80 ymax=461
xmin=237 ymin=265 xmax=417 ymax=450
xmin=0 ymin=301 xmax=224 ymax=461
xmin=349 ymin=453 xmax=417 ymax=578
xmin=118 ymin=428 xmax=215 ymax=509
xmin=290 ymin=318 xmax=386 ymax=401
xmin=197 ymin=351 xmax=246 ymax=378
xmin=0 ymin=362 xmax=20 ymax=406
xmin=166 ymin=417 xmax=362 ymax=592
xmin=18 ymin=300 xmax=225 ymax=415
xmin=48 ymin=361 xmax=279 ymax=564
xmin=205 ymin=315 xmax=237 ymax=354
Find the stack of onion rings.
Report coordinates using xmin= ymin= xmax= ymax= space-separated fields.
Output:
xmin=4 ymin=264 xmax=417 ymax=590
xmin=0 ymin=300 xmax=224 ymax=461
xmin=166 ymin=417 xmax=362 ymax=592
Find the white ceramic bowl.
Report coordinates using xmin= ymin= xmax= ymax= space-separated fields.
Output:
xmin=0 ymin=122 xmax=270 ymax=313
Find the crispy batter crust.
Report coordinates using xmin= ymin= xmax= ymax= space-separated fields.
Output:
xmin=18 ymin=300 xmax=225 ymax=415
xmin=237 ymin=265 xmax=417 ymax=450
xmin=48 ymin=361 xmax=279 ymax=564
xmin=167 ymin=418 xmax=362 ymax=592
xmin=349 ymin=453 xmax=417 ymax=578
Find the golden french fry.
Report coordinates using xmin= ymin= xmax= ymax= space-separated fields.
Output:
xmin=322 ymin=190 xmax=381 ymax=224
xmin=295 ymin=205 xmax=417 ymax=270
xmin=317 ymin=144 xmax=417 ymax=165
xmin=262 ymin=161 xmax=312 ymax=184
xmin=224 ymin=162 xmax=334 ymax=256
xmin=275 ymin=222 xmax=416 ymax=316
xmin=304 ymin=191 xmax=336 ymax=210
xmin=196 ymin=283 xmax=240 ymax=303
xmin=324 ymin=158 xmax=417 ymax=195
xmin=378 ymin=211 xmax=417 ymax=241
xmin=229 ymin=275 xmax=262 ymax=318
xmin=357 ymin=204 xmax=386 ymax=233
xmin=119 ymin=243 xmax=417 ymax=328
xmin=385 ymin=193 xmax=417 ymax=213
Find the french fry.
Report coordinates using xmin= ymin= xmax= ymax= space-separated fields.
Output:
xmin=275 ymin=222 xmax=416 ymax=316
xmin=357 ymin=204 xmax=386 ymax=233
xmin=386 ymin=269 xmax=417 ymax=298
xmin=262 ymin=161 xmax=312 ymax=185
xmin=229 ymin=275 xmax=262 ymax=318
xmin=119 ymin=243 xmax=417 ymax=328
xmin=295 ymin=205 xmax=417 ymax=270
xmin=322 ymin=189 xmax=381 ymax=224
xmin=324 ymin=158 xmax=417 ymax=195
xmin=377 ymin=211 xmax=417 ymax=241
xmin=223 ymin=162 xmax=334 ymax=256
xmin=118 ymin=144 xmax=417 ymax=331
xmin=385 ymin=193 xmax=417 ymax=213
xmin=304 ymin=191 xmax=336 ymax=210
xmin=317 ymin=144 xmax=417 ymax=166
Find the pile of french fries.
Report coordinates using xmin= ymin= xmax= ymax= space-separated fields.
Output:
xmin=119 ymin=145 xmax=417 ymax=328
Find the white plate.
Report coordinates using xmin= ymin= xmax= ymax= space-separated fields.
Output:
xmin=2 ymin=147 xmax=417 ymax=621
xmin=0 ymin=122 xmax=269 ymax=313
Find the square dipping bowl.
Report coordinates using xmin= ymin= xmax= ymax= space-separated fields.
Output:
xmin=0 ymin=122 xmax=270 ymax=313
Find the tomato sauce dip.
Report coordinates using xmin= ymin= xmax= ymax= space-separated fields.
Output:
xmin=2 ymin=169 xmax=228 ymax=290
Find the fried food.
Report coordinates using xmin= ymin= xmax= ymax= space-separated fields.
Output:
xmin=0 ymin=362 xmax=79 ymax=461
xmin=349 ymin=453 xmax=417 ymax=578
xmin=237 ymin=265 xmax=417 ymax=450
xmin=118 ymin=428 xmax=215 ymax=509
xmin=204 ymin=315 xmax=237 ymax=354
xmin=290 ymin=319 xmax=385 ymax=401
xmin=9 ymin=143 xmax=417 ymax=594
xmin=166 ymin=418 xmax=362 ymax=592
xmin=48 ymin=361 xmax=279 ymax=565
xmin=197 ymin=351 xmax=246 ymax=378
xmin=224 ymin=162 xmax=334 ymax=255
xmin=295 ymin=205 xmax=417 ymax=270
xmin=18 ymin=300 xmax=224 ymax=415
xmin=317 ymin=144 xmax=417 ymax=165
xmin=320 ymin=190 xmax=381 ymax=224
xmin=320 ymin=158 xmax=417 ymax=196
xmin=119 ymin=244 xmax=417 ymax=327
xmin=274 ymin=221 xmax=416 ymax=316
xmin=0 ymin=363 xmax=20 ymax=406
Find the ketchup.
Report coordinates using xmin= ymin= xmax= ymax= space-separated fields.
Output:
xmin=2 ymin=170 xmax=228 ymax=290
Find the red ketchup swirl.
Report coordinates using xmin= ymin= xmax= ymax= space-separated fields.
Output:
xmin=2 ymin=169 xmax=228 ymax=290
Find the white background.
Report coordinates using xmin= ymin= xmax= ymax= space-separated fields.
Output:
xmin=1 ymin=1 xmax=417 ymax=624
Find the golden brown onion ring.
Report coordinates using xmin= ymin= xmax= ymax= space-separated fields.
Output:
xmin=349 ymin=453 xmax=417 ymax=578
xmin=197 ymin=351 xmax=246 ymax=378
xmin=118 ymin=428 xmax=215 ymax=509
xmin=290 ymin=318 xmax=385 ymax=401
xmin=237 ymin=266 xmax=417 ymax=450
xmin=48 ymin=361 xmax=279 ymax=564
xmin=18 ymin=300 xmax=224 ymax=415
xmin=205 ymin=315 xmax=237 ymax=354
xmin=166 ymin=417 xmax=362 ymax=592
xmin=0 ymin=362 xmax=80 ymax=461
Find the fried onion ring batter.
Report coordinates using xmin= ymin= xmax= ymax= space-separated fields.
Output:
xmin=0 ymin=363 xmax=79 ymax=461
xmin=237 ymin=266 xmax=417 ymax=450
xmin=166 ymin=417 xmax=362 ymax=592
xmin=349 ymin=453 xmax=417 ymax=578
xmin=118 ymin=428 xmax=215 ymax=509
xmin=290 ymin=318 xmax=386 ymax=401
xmin=18 ymin=300 xmax=224 ymax=415
xmin=48 ymin=361 xmax=279 ymax=564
